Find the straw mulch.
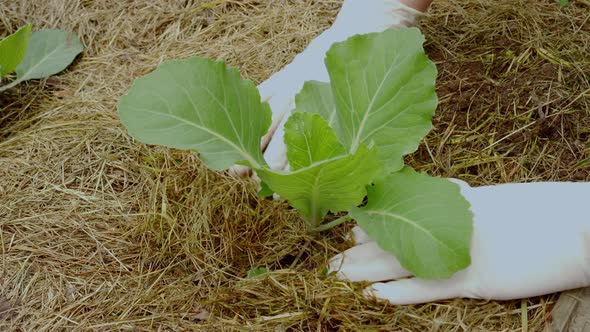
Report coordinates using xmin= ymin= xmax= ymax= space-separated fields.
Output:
xmin=1 ymin=0 xmax=588 ymax=331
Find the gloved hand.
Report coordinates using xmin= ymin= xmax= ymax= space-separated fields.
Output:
xmin=328 ymin=179 xmax=590 ymax=305
xmin=258 ymin=0 xmax=424 ymax=170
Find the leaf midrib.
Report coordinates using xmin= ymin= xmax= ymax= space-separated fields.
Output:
xmin=367 ymin=209 xmax=458 ymax=257
xmin=135 ymin=107 xmax=261 ymax=168
xmin=347 ymin=53 xmax=413 ymax=153
xmin=348 ymin=58 xmax=396 ymax=152
xmin=17 ymin=35 xmax=70 ymax=80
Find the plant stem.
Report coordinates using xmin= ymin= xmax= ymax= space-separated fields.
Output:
xmin=0 ymin=78 xmax=24 ymax=93
xmin=311 ymin=215 xmax=352 ymax=233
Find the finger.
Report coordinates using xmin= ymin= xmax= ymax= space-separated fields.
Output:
xmin=348 ymin=225 xmax=371 ymax=245
xmin=328 ymin=242 xmax=412 ymax=282
xmin=365 ymin=277 xmax=465 ymax=305
xmin=250 ymin=171 xmax=262 ymax=192
xmin=227 ymin=164 xmax=251 ymax=178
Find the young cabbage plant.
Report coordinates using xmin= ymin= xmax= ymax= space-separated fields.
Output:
xmin=0 ymin=24 xmax=83 ymax=93
xmin=118 ymin=28 xmax=473 ymax=279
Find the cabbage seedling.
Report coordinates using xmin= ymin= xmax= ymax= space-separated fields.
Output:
xmin=118 ymin=28 xmax=473 ymax=279
xmin=0 ymin=24 xmax=83 ymax=93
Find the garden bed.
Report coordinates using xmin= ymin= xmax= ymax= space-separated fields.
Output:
xmin=1 ymin=0 xmax=589 ymax=330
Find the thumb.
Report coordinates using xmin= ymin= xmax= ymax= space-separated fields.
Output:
xmin=329 ymin=242 xmax=412 ymax=282
xmin=366 ymin=277 xmax=466 ymax=305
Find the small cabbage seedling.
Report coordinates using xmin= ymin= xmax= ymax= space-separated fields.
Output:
xmin=118 ymin=28 xmax=473 ymax=279
xmin=0 ymin=24 xmax=83 ymax=93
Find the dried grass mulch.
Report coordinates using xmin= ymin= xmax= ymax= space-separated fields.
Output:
xmin=1 ymin=0 xmax=589 ymax=331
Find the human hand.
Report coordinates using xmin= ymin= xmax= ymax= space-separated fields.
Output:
xmin=258 ymin=0 xmax=425 ymax=170
xmin=328 ymin=179 xmax=590 ymax=305
xmin=229 ymin=0 xmax=425 ymax=176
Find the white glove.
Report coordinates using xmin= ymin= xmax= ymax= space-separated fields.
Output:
xmin=328 ymin=179 xmax=590 ymax=305
xmin=258 ymin=0 xmax=424 ymax=170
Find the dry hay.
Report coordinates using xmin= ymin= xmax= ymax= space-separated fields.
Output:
xmin=0 ymin=0 xmax=588 ymax=331
xmin=413 ymin=0 xmax=590 ymax=185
